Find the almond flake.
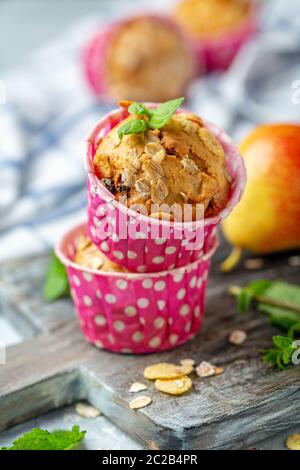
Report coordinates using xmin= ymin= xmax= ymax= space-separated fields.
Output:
xmin=196 ymin=361 xmax=217 ymax=378
xmin=145 ymin=142 xmax=165 ymax=156
xmin=122 ymin=169 xmax=136 ymax=188
xmin=151 ymin=178 xmax=169 ymax=204
xmin=180 ymin=157 xmax=199 ymax=175
xmin=153 ymin=150 xmax=166 ymax=165
xmin=135 ymin=178 xmax=151 ymax=199
xmin=288 ymin=256 xmax=300 ymax=267
xmin=129 ymin=382 xmax=148 ymax=393
xmin=75 ymin=402 xmax=101 ymax=418
xmin=127 ymin=149 xmax=141 ymax=170
xmin=143 ymin=159 xmax=164 ymax=180
xmin=229 ymin=330 xmax=247 ymax=346
xmin=243 ymin=258 xmax=264 ymax=270
xmin=180 ymin=359 xmax=195 ymax=367
xmin=129 ymin=396 xmax=152 ymax=410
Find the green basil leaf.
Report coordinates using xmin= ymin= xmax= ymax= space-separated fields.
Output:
xmin=43 ymin=252 xmax=69 ymax=302
xmin=128 ymin=102 xmax=151 ymax=117
xmin=118 ymin=119 xmax=148 ymax=139
xmin=148 ymin=97 xmax=184 ymax=130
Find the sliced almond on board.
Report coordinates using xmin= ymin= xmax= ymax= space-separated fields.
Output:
xmin=180 ymin=359 xmax=195 ymax=367
xmin=75 ymin=402 xmax=101 ymax=419
xmin=196 ymin=361 xmax=219 ymax=378
xmin=243 ymin=258 xmax=264 ymax=270
xmin=129 ymin=382 xmax=148 ymax=393
xmin=129 ymin=396 xmax=152 ymax=410
xmin=229 ymin=330 xmax=247 ymax=346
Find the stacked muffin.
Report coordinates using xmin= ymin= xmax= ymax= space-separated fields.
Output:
xmin=56 ymin=100 xmax=246 ymax=353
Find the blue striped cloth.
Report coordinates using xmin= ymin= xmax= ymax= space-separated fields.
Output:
xmin=0 ymin=0 xmax=299 ymax=260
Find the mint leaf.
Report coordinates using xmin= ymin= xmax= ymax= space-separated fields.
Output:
xmin=43 ymin=252 xmax=70 ymax=302
xmin=148 ymin=97 xmax=184 ymax=130
xmin=288 ymin=322 xmax=300 ymax=338
xmin=272 ymin=335 xmax=293 ymax=350
xmin=258 ymin=282 xmax=300 ymax=329
xmin=128 ymin=102 xmax=151 ymax=117
xmin=263 ymin=334 xmax=299 ymax=370
xmin=268 ymin=309 xmax=300 ymax=331
xmin=236 ymin=279 xmax=272 ymax=313
xmin=1 ymin=426 xmax=86 ymax=450
xmin=118 ymin=119 xmax=148 ymax=139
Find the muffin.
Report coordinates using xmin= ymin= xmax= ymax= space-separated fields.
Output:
xmin=75 ymin=236 xmax=127 ymax=273
xmin=84 ymin=15 xmax=195 ymax=102
xmin=174 ymin=0 xmax=252 ymax=39
xmin=93 ymin=102 xmax=230 ymax=221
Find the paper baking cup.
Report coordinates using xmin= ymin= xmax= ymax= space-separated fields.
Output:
xmin=82 ymin=14 xmax=196 ymax=99
xmin=55 ymin=223 xmax=218 ymax=354
xmin=192 ymin=3 xmax=258 ymax=71
xmin=85 ymin=106 xmax=246 ymax=272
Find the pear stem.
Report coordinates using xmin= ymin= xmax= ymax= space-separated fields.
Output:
xmin=220 ymin=247 xmax=243 ymax=273
xmin=228 ymin=285 xmax=300 ymax=315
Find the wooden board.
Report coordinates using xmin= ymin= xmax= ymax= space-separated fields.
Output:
xmin=0 ymin=243 xmax=299 ymax=450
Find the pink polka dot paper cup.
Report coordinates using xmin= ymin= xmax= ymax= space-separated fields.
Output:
xmin=55 ymin=222 xmax=218 ymax=354
xmin=85 ymin=105 xmax=246 ymax=273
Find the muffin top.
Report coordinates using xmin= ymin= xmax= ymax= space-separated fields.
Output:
xmin=174 ymin=0 xmax=252 ymax=38
xmin=75 ymin=236 xmax=127 ymax=273
xmin=105 ymin=16 xmax=193 ymax=102
xmin=93 ymin=101 xmax=230 ymax=221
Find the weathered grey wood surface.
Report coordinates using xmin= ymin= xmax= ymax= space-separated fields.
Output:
xmin=0 ymin=243 xmax=299 ymax=449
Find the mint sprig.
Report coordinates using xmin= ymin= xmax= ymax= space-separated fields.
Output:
xmin=263 ymin=331 xmax=300 ymax=370
xmin=229 ymin=280 xmax=300 ymax=369
xmin=43 ymin=251 xmax=70 ymax=302
xmin=0 ymin=426 xmax=86 ymax=451
xmin=118 ymin=97 xmax=184 ymax=139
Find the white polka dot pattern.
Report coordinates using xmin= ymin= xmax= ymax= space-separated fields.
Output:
xmin=83 ymin=272 xmax=93 ymax=282
xmin=154 ymin=281 xmax=166 ymax=292
xmin=116 ymin=280 xmax=128 ymax=290
xmin=137 ymin=298 xmax=149 ymax=308
xmin=127 ymin=250 xmax=138 ymax=260
xmin=112 ymin=250 xmax=124 ymax=260
xmin=105 ymin=294 xmax=116 ymax=304
xmin=95 ymin=315 xmax=106 ymax=326
xmin=142 ymin=279 xmax=153 ymax=289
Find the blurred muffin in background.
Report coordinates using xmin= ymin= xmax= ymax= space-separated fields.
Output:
xmin=173 ymin=0 xmax=256 ymax=71
xmin=75 ymin=236 xmax=127 ymax=272
xmin=83 ymin=15 xmax=195 ymax=102
xmin=174 ymin=0 xmax=252 ymax=39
